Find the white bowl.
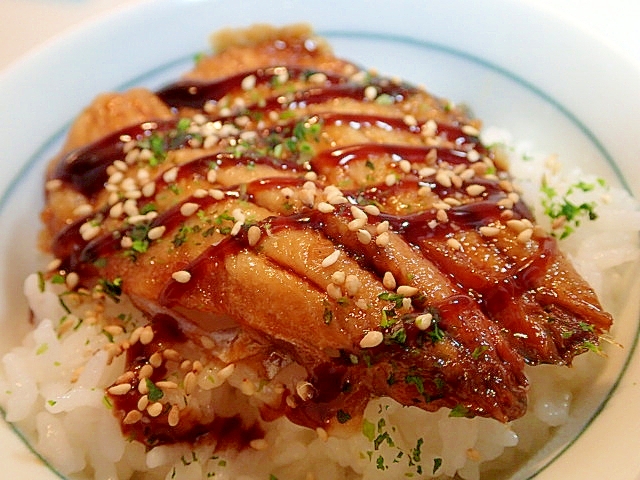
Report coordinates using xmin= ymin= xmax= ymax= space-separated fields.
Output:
xmin=0 ymin=0 xmax=639 ymax=478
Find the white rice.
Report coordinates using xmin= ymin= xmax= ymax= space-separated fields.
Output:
xmin=1 ymin=132 xmax=639 ymax=480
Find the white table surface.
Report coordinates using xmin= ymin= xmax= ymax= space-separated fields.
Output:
xmin=0 ymin=0 xmax=639 ymax=73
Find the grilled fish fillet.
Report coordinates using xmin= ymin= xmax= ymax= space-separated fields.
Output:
xmin=40 ymin=24 xmax=612 ymax=444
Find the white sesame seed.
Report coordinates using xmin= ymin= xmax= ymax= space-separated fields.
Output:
xmin=108 ymin=171 xmax=124 ymax=185
xmin=123 ymin=199 xmax=139 ymax=217
xmin=360 ymin=330 xmax=383 ymax=348
xmin=317 ymin=202 xmax=335 ymax=213
xmin=327 ymin=194 xmax=348 ymax=205
xmin=399 ymin=159 xmax=412 ymax=174
xmin=127 ymin=214 xmax=147 ymax=225
xmin=162 ymin=167 xmax=178 ymax=183
xmin=124 ymin=149 xmax=140 ymax=164
xmin=281 ymin=187 xmax=295 ymax=199
xmin=147 ymin=402 xmax=163 ymax=417
xmin=497 ymin=198 xmax=515 ymax=209
xmin=168 ymin=405 xmax=180 ymax=427
xmin=403 ymin=115 xmax=418 ymax=127
xmin=81 ymin=225 xmax=101 ymax=242
xmin=230 ymin=220 xmax=243 ymax=236
xmin=331 ymin=271 xmax=346 ymax=285
xmin=376 ymin=221 xmax=390 ymax=234
xmin=460 ymin=168 xmax=476 ymax=181
xmin=180 ymin=202 xmax=199 ymax=217
xmin=120 ymin=177 xmax=138 ymax=192
xmin=397 ymin=285 xmax=419 ymax=297
xmin=232 ymin=208 xmax=246 ymax=224
xmin=384 ymin=173 xmax=397 ymax=187
xmin=348 ymin=217 xmax=367 ymax=231
xmin=141 ymin=182 xmax=156 ymax=198
xmin=363 ymin=204 xmax=380 ymax=216
xmin=506 ymin=219 xmax=527 ymax=232
xmin=247 ymin=225 xmax=261 ymax=246
xmin=350 ymin=206 xmax=368 ymax=221
xmin=137 ymin=395 xmax=149 ymax=411
xmin=217 ymin=363 xmax=235 ymax=381
xmin=107 ymin=383 xmax=131 ymax=395
xmin=72 ymin=204 xmax=93 ymax=217
xmin=147 ymin=226 xmax=166 ymax=240
xmin=120 ymin=236 xmax=133 ymax=248
xmin=447 ymin=238 xmax=463 ymax=251
xmin=357 ymin=229 xmax=372 ymax=245
xmin=138 ymin=149 xmax=153 ymax=161
xmin=344 ymin=275 xmax=362 ymax=296
xmin=46 ymin=258 xmax=62 ymax=272
xmin=461 ymin=125 xmax=480 ymax=136
xmin=184 ymin=371 xmax=198 ymax=395
xmin=202 ymin=135 xmax=218 ymax=149
xmin=308 ymin=72 xmax=328 ymax=84
xmin=467 ymin=149 xmax=481 ymax=162
xmin=65 ymin=272 xmax=79 ymax=290
xmin=298 ymin=189 xmax=315 ymax=206
xmin=326 ymin=283 xmax=343 ymax=299
xmin=193 ymin=188 xmax=208 ymax=198
xmin=321 ymin=249 xmax=341 ymax=268
xmin=436 ymin=209 xmax=449 ymax=223
xmin=422 ymin=119 xmax=438 ymax=137
xmin=364 ymin=85 xmax=378 ymax=101
xmin=209 ymin=189 xmax=225 ymax=200
xmin=375 ymin=231 xmax=390 ymax=247
xmin=383 ymin=271 xmax=396 ymax=290
xmin=436 ymin=170 xmax=452 ymax=188
xmin=415 ymin=313 xmax=433 ymax=330
xmin=241 ymin=74 xmax=257 ymax=91
xmin=517 ymin=228 xmax=533 ymax=244
xmin=479 ymin=226 xmax=501 ymax=237
xmin=304 ymin=171 xmax=318 ymax=181
xmin=466 ymin=184 xmax=486 ymax=197
xmin=138 ymin=378 xmax=149 ymax=395
xmin=149 ymin=353 xmax=162 ymax=369
xmin=123 ymin=410 xmax=143 ymax=425
xmin=123 ymin=190 xmax=142 ymax=200
xmin=172 ymin=270 xmax=191 ymax=283
xmin=138 ymin=364 xmax=153 ymax=380
xmin=418 ymin=167 xmax=437 ymax=178
xmin=139 ymin=326 xmax=154 ymax=345
xmin=108 ymin=192 xmax=120 ymax=205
